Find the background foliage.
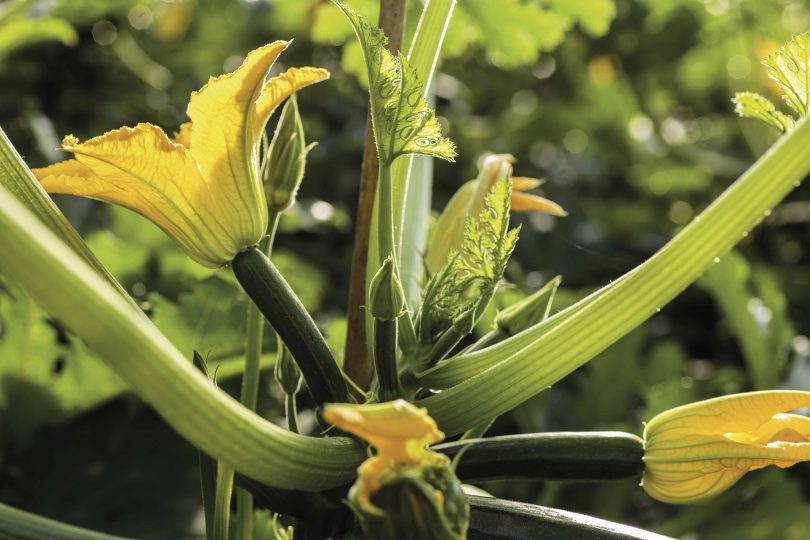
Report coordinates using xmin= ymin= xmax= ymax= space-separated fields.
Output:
xmin=1 ymin=0 xmax=810 ymax=538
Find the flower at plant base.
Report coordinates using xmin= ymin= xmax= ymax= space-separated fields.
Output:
xmin=324 ymin=400 xmax=469 ymax=540
xmin=642 ymin=390 xmax=810 ymax=504
xmin=33 ymin=41 xmax=328 ymax=268
xmin=425 ymin=153 xmax=566 ymax=274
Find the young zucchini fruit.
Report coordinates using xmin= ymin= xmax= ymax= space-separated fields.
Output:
xmin=434 ymin=432 xmax=644 ymax=482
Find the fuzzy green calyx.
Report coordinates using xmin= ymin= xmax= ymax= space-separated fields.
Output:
xmin=264 ymin=94 xmax=315 ymax=212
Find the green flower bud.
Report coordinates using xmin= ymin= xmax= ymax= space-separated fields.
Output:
xmin=369 ymin=256 xmax=406 ymax=320
xmin=274 ymin=344 xmax=302 ymax=396
xmin=451 ymin=306 xmax=477 ymax=336
xmin=264 ymin=94 xmax=315 ymax=213
xmin=494 ymin=276 xmax=561 ymax=336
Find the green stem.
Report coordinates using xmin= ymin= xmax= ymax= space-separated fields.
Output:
xmin=377 ymin=164 xmax=395 ymax=262
xmin=0 ymin=504 xmax=132 ymax=540
xmin=374 ymin=317 xmax=400 ymax=401
xmin=234 ymin=214 xmax=280 ymax=540
xmin=286 ymin=392 xmax=299 ymax=433
xmin=0 ymin=184 xmax=362 ymax=491
xmin=213 ymin=463 xmax=234 ymax=540
xmin=372 ymin=163 xmax=402 ymax=401
xmin=232 ymin=247 xmax=349 ymax=406
xmin=419 ymin=115 xmax=810 ymax=435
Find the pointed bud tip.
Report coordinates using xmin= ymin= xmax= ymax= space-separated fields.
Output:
xmin=369 ymin=256 xmax=406 ymax=320
xmin=62 ymin=134 xmax=79 ymax=149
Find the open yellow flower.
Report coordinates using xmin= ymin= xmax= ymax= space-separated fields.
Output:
xmin=642 ymin=390 xmax=810 ymax=504
xmin=33 ymin=41 xmax=328 ymax=268
xmin=324 ymin=399 xmax=447 ymax=512
xmin=425 ymin=153 xmax=566 ymax=274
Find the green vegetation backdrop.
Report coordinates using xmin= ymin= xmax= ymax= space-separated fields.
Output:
xmin=1 ymin=0 xmax=809 ymax=538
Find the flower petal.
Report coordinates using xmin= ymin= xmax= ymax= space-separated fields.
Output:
xmin=510 ymin=192 xmax=567 ymax=216
xmin=324 ymin=400 xmax=444 ymax=464
xmin=511 ymin=176 xmax=544 ymax=191
xmin=252 ymin=66 xmax=330 ymax=140
xmin=642 ymin=391 xmax=810 ymax=504
xmin=33 ymin=124 xmax=235 ymax=267
xmin=186 ymin=41 xmax=288 ymax=242
xmin=174 ymin=122 xmax=192 ymax=148
xmin=645 ymin=390 xmax=810 ymax=444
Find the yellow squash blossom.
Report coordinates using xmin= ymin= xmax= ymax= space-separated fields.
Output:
xmin=33 ymin=41 xmax=328 ymax=268
xmin=425 ymin=153 xmax=566 ymax=274
xmin=324 ymin=399 xmax=447 ymax=513
xmin=642 ymin=390 xmax=810 ymax=504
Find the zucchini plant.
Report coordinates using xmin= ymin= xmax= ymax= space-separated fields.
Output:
xmin=1 ymin=1 xmax=810 ymax=539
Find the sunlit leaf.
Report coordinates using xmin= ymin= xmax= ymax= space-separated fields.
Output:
xmin=0 ymin=18 xmax=76 ymax=60
xmin=420 ymin=177 xmax=518 ymax=344
xmin=542 ymin=0 xmax=616 ymax=37
xmin=763 ymin=32 xmax=810 ymax=116
xmin=458 ymin=0 xmax=570 ymax=68
xmin=732 ymin=91 xmax=795 ymax=132
xmin=335 ymin=0 xmax=455 ymax=164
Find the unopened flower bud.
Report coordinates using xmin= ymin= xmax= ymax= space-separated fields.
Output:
xmin=369 ymin=256 xmax=406 ymax=321
xmin=274 ymin=344 xmax=302 ymax=396
xmin=264 ymin=94 xmax=315 ymax=213
xmin=494 ymin=276 xmax=561 ymax=336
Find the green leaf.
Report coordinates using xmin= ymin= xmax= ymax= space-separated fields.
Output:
xmin=763 ymin=32 xmax=810 ymax=116
xmin=335 ymin=0 xmax=455 ymax=164
xmin=459 ymin=0 xmax=570 ymax=68
xmin=542 ymin=0 xmax=616 ymax=37
xmin=699 ymin=250 xmax=794 ymax=389
xmin=0 ymin=503 xmax=131 ymax=540
xmin=420 ymin=177 xmax=518 ymax=344
xmin=732 ymin=91 xmax=795 ymax=132
xmin=0 ymin=17 xmax=76 ymax=60
xmin=149 ymin=276 xmax=250 ymax=359
xmin=0 ymin=281 xmax=126 ymax=446
xmin=85 ymin=230 xmax=151 ymax=282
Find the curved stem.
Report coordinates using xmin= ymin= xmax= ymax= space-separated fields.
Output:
xmin=468 ymin=497 xmax=673 ymax=540
xmin=0 ymin=504 xmax=131 ymax=540
xmin=0 ymin=184 xmax=362 ymax=491
xmin=374 ymin=317 xmax=400 ymax=401
xmin=286 ymin=393 xmax=299 ymax=433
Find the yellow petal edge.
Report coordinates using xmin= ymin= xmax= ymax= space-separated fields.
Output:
xmin=642 ymin=390 xmax=810 ymax=504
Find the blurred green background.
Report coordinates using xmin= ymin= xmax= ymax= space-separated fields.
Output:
xmin=1 ymin=0 xmax=810 ymax=538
